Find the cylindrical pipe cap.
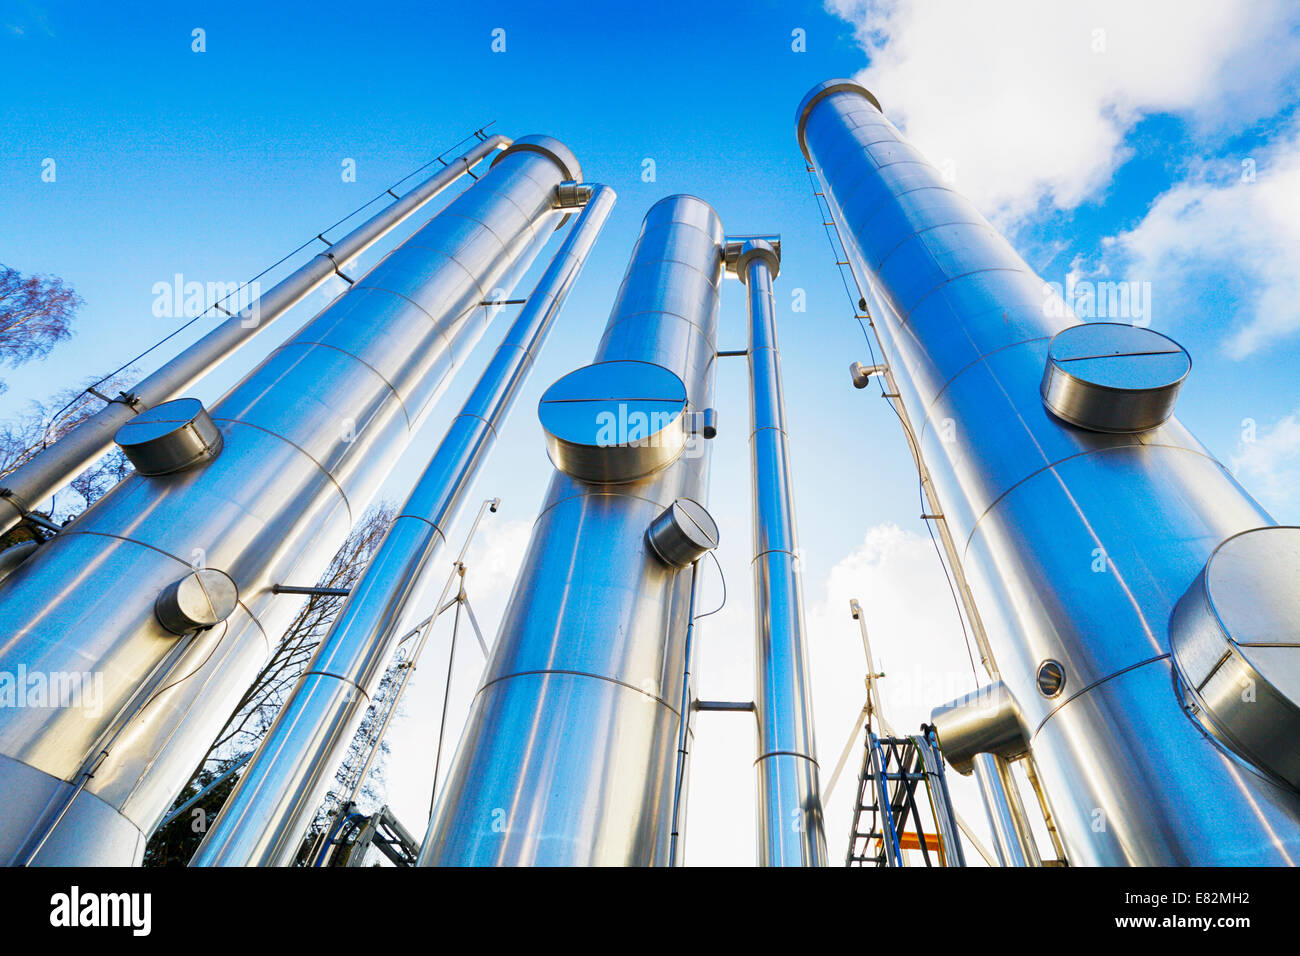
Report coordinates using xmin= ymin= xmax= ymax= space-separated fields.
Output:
xmin=1040 ymin=323 xmax=1190 ymax=433
xmin=115 ymin=397 xmax=223 ymax=476
xmin=155 ymin=568 xmax=239 ymax=635
xmin=539 ymin=361 xmax=689 ymax=484
xmin=647 ymin=498 xmax=719 ymax=568
xmin=1171 ymin=526 xmax=1300 ymax=788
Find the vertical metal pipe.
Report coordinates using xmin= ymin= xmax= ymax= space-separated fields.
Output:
xmin=970 ymin=752 xmax=1040 ymax=867
xmin=0 ymin=135 xmax=510 ymax=538
xmin=420 ymin=195 xmax=725 ymax=866
xmin=798 ymin=79 xmax=1300 ymax=863
xmin=667 ymin=560 xmax=701 ymax=867
xmin=738 ymin=240 xmax=827 ymax=866
xmin=188 ymin=186 xmax=615 ymax=867
xmin=0 ymin=136 xmax=579 ymax=865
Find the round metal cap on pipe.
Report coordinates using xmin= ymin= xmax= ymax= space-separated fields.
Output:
xmin=1171 ymin=525 xmax=1300 ymax=789
xmin=539 ymin=360 xmax=689 ymax=484
xmin=1040 ymin=323 xmax=1190 ymax=433
xmin=154 ymin=568 xmax=239 ymax=635
xmin=114 ymin=397 xmax=223 ymax=476
xmin=647 ymin=498 xmax=719 ymax=568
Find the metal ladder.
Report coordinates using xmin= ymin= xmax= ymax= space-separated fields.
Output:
xmin=847 ymin=727 xmax=965 ymax=867
xmin=315 ymin=803 xmax=421 ymax=867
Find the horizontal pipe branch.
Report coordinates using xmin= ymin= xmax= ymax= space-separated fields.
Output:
xmin=271 ymin=585 xmax=352 ymax=597
xmin=695 ymin=700 xmax=756 ymax=713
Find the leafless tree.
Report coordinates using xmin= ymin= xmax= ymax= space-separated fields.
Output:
xmin=0 ymin=373 xmax=135 ymax=481
xmin=0 ymin=265 xmax=82 ymax=391
xmin=0 ymin=375 xmax=137 ymax=551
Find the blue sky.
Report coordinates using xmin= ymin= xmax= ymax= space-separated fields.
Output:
xmin=4 ymin=0 xmax=1300 ymax=865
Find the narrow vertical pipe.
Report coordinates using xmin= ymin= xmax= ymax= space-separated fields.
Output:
xmin=971 ymin=752 xmax=1041 ymax=867
xmin=0 ymin=135 xmax=510 ymax=538
xmin=420 ymin=195 xmax=724 ymax=866
xmin=189 ymin=186 xmax=615 ymax=867
xmin=739 ymin=240 xmax=827 ymax=867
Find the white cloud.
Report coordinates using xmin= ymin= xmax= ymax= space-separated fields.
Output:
xmin=1100 ymin=128 xmax=1300 ymax=358
xmin=827 ymin=0 xmax=1300 ymax=224
xmin=805 ymin=523 xmax=996 ymax=862
xmin=1231 ymin=410 xmax=1300 ymax=520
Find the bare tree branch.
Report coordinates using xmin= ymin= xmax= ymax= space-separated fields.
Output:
xmin=0 ymin=265 xmax=82 ymax=381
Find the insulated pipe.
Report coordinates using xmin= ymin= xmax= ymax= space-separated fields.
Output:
xmin=738 ymin=239 xmax=827 ymax=866
xmin=420 ymin=195 xmax=725 ymax=866
xmin=0 ymin=136 xmax=579 ymax=865
xmin=188 ymin=185 xmax=616 ymax=867
xmin=798 ymin=79 xmax=1300 ymax=864
xmin=0 ymin=135 xmax=510 ymax=538
xmin=970 ymin=753 xmax=1041 ymax=867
